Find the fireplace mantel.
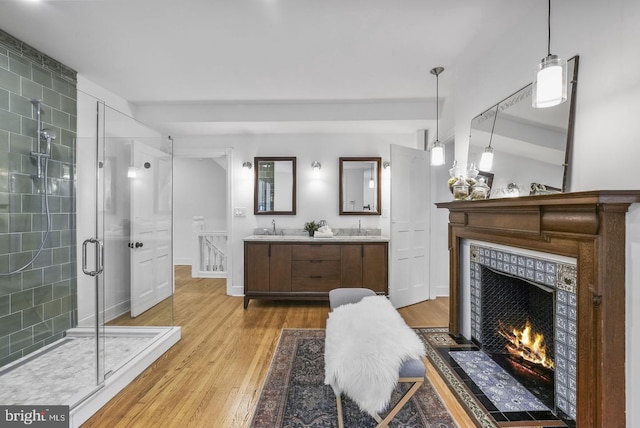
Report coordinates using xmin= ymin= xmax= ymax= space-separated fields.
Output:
xmin=436 ymin=190 xmax=640 ymax=428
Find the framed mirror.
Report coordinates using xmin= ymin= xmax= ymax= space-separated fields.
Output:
xmin=339 ymin=157 xmax=381 ymax=215
xmin=468 ymin=55 xmax=579 ymax=197
xmin=254 ymin=157 xmax=296 ymax=215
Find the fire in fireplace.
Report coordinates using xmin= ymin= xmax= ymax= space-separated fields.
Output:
xmin=498 ymin=319 xmax=554 ymax=369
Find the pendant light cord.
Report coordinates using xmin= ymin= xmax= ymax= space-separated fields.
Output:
xmin=488 ymin=105 xmax=498 ymax=148
xmin=547 ymin=0 xmax=552 ymax=56
xmin=435 ymin=72 xmax=439 ymax=141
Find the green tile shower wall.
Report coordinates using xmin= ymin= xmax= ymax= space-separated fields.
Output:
xmin=0 ymin=31 xmax=77 ymax=367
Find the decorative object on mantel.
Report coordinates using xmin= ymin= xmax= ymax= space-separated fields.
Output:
xmin=530 ymin=182 xmax=561 ymax=195
xmin=303 ymin=220 xmax=319 ymax=236
xmin=452 ymin=176 xmax=470 ymax=200
xmin=448 ymin=161 xmax=493 ymax=200
xmin=470 ymin=177 xmax=491 ymax=200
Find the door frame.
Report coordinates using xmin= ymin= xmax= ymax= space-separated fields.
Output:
xmin=171 ymin=146 xmax=234 ymax=295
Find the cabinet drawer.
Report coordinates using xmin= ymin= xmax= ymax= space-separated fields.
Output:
xmin=292 ymin=260 xmax=340 ymax=291
xmin=292 ymin=244 xmax=340 ymax=260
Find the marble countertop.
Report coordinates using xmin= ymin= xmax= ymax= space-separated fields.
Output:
xmin=243 ymin=235 xmax=390 ymax=242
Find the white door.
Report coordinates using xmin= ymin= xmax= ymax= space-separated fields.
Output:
xmin=130 ymin=141 xmax=172 ymax=317
xmin=389 ymin=145 xmax=431 ymax=308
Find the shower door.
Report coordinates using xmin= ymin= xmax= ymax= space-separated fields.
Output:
xmin=79 ymin=98 xmax=174 ymax=393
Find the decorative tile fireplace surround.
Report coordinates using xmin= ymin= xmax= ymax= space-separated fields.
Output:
xmin=437 ymin=191 xmax=640 ymax=427
xmin=470 ymin=243 xmax=577 ymax=421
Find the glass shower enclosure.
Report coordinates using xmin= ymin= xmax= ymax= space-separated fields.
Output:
xmin=0 ymin=94 xmax=179 ymax=426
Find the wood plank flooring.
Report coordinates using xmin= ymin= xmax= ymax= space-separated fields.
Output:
xmin=82 ymin=266 xmax=474 ymax=427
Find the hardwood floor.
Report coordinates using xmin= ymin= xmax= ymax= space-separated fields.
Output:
xmin=82 ymin=266 xmax=474 ymax=427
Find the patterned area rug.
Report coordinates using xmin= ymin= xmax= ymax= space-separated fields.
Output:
xmin=250 ymin=328 xmax=457 ymax=428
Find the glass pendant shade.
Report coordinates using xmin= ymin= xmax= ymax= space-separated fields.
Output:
xmin=478 ymin=146 xmax=494 ymax=171
xmin=533 ymin=54 xmax=567 ymax=108
xmin=430 ymin=141 xmax=445 ymax=166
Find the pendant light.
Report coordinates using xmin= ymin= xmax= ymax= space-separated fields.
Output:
xmin=430 ymin=66 xmax=445 ymax=166
xmin=532 ymin=0 xmax=567 ymax=108
xmin=478 ymin=105 xmax=498 ymax=171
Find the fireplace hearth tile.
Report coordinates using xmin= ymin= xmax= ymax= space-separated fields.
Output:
xmin=417 ymin=328 xmax=575 ymax=428
xmin=449 ymin=350 xmax=550 ymax=413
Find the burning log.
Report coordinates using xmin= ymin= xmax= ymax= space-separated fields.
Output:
xmin=497 ymin=320 xmax=554 ymax=370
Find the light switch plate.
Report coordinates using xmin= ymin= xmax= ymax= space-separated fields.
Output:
xmin=234 ymin=207 xmax=247 ymax=217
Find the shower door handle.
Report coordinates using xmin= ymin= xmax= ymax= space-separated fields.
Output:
xmin=82 ymin=238 xmax=104 ymax=276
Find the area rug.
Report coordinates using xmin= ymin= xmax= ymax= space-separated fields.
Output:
xmin=250 ymin=328 xmax=457 ymax=428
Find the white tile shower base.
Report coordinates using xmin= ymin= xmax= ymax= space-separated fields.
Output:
xmin=0 ymin=326 xmax=181 ymax=428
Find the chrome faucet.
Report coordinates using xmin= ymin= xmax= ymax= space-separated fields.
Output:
xmin=358 ymin=219 xmax=361 ymax=234
xmin=272 ymin=219 xmax=276 ymax=235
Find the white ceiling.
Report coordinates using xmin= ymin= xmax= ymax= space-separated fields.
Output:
xmin=0 ymin=0 xmax=527 ymax=135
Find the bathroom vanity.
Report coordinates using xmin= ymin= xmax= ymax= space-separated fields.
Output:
xmin=243 ymin=235 xmax=389 ymax=308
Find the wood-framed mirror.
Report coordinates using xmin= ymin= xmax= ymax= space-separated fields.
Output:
xmin=254 ymin=157 xmax=296 ymax=215
xmin=339 ymin=157 xmax=381 ymax=215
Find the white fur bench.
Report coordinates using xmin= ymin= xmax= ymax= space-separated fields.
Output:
xmin=325 ymin=288 xmax=426 ymax=428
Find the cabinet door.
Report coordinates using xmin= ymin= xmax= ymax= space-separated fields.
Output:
xmin=341 ymin=245 xmax=363 ymax=287
xmin=269 ymin=244 xmax=292 ymax=291
xmin=363 ymin=243 xmax=388 ymax=293
xmin=245 ymin=243 xmax=270 ymax=292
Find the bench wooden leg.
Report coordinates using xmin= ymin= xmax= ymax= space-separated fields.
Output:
xmin=335 ymin=392 xmax=344 ymax=428
xmin=374 ymin=377 xmax=425 ymax=428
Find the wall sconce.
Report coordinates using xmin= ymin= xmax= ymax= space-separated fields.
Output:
xmin=242 ymin=161 xmax=252 ymax=170
xmin=532 ymin=0 xmax=567 ymax=108
xmin=383 ymin=161 xmax=391 ymax=169
xmin=430 ymin=66 xmax=446 ymax=166
xmin=311 ymin=161 xmax=321 ymax=171
xmin=127 ymin=166 xmax=137 ymax=178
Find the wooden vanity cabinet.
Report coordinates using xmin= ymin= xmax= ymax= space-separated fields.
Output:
xmin=244 ymin=240 xmax=388 ymax=308
xmin=340 ymin=243 xmax=387 ymax=293
xmin=244 ymin=243 xmax=291 ymax=294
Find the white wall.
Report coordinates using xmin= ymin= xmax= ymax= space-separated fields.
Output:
xmin=451 ymin=0 xmax=640 ymax=424
xmin=173 ymin=158 xmax=227 ymax=264
xmin=174 ymin=133 xmax=419 ymax=296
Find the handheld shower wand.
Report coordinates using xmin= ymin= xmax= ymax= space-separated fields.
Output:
xmin=40 ymin=129 xmax=56 ymax=156
xmin=2 ymin=101 xmax=54 ymax=275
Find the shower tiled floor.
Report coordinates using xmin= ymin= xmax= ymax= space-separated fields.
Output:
xmin=0 ymin=334 xmax=154 ymax=406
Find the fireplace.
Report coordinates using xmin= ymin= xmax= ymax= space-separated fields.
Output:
xmin=437 ymin=191 xmax=640 ymax=427
xmin=470 ymin=243 xmax=577 ymax=421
